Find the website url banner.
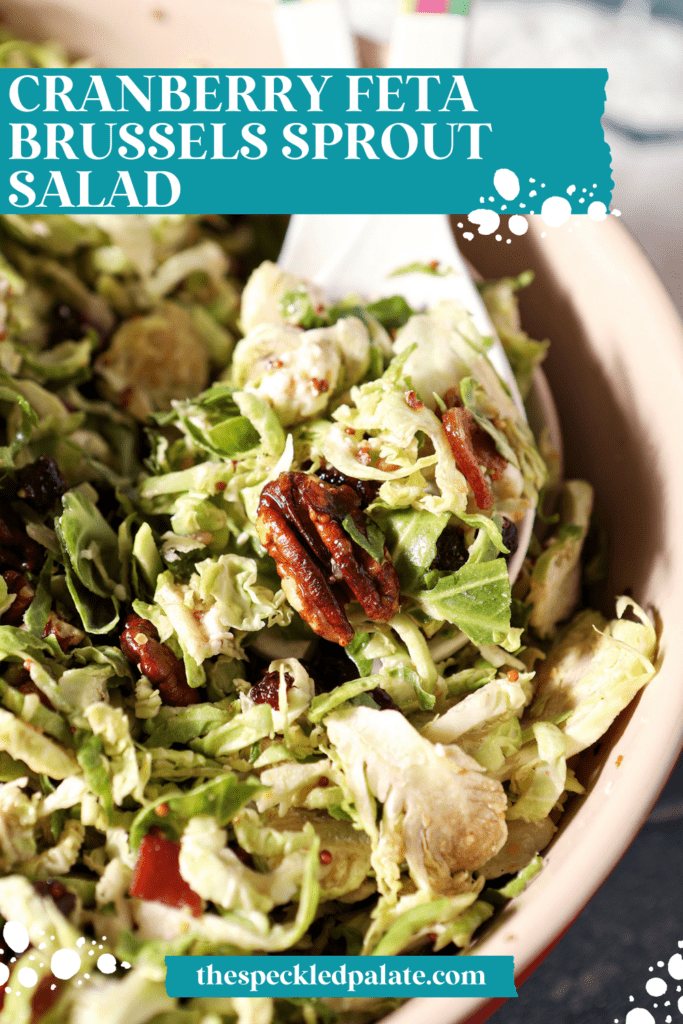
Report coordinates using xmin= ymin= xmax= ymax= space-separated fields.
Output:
xmin=164 ymin=955 xmax=517 ymax=998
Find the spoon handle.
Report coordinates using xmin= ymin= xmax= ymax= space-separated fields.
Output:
xmin=272 ymin=0 xmax=357 ymax=68
xmin=389 ymin=0 xmax=471 ymax=68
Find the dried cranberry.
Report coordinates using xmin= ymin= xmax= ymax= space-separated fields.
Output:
xmin=30 ymin=974 xmax=61 ymax=1021
xmin=371 ymin=686 xmax=401 ymax=712
xmin=49 ymin=303 xmax=87 ymax=345
xmin=16 ymin=456 xmax=66 ymax=514
xmin=33 ymin=879 xmax=76 ymax=918
xmin=501 ymin=518 xmax=519 ymax=562
xmin=0 ymin=510 xmax=42 ymax=573
xmin=248 ymin=670 xmax=294 ymax=709
xmin=228 ymin=841 xmax=254 ymax=869
xmin=315 ymin=462 xmax=380 ymax=509
xmin=305 ymin=639 xmax=360 ymax=695
xmin=430 ymin=526 xmax=469 ymax=573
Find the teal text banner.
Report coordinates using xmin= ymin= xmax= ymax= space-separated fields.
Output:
xmin=164 ymin=954 xmax=517 ymax=998
xmin=0 ymin=68 xmax=611 ymax=214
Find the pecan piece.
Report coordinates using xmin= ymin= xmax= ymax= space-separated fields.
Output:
xmin=15 ymin=669 xmax=54 ymax=710
xmin=42 ymin=611 xmax=85 ymax=652
xmin=1 ymin=571 xmax=35 ymax=626
xmin=442 ymin=407 xmax=507 ymax=511
xmin=120 ymin=614 xmax=200 ymax=707
xmin=256 ymin=472 xmax=400 ymax=647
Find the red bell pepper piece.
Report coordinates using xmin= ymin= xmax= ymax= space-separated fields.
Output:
xmin=129 ymin=831 xmax=202 ymax=917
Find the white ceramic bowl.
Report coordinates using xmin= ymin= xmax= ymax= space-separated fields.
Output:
xmin=4 ymin=4 xmax=683 ymax=1021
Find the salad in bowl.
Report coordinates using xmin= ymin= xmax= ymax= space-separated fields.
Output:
xmin=0 ymin=210 xmax=659 ymax=1024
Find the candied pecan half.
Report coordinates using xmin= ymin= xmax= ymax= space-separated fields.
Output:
xmin=1 ymin=571 xmax=35 ymax=626
xmin=256 ymin=472 xmax=400 ymax=647
xmin=442 ymin=407 xmax=507 ymax=511
xmin=0 ymin=509 xmax=42 ymax=573
xmin=120 ymin=613 xmax=200 ymax=707
xmin=16 ymin=456 xmax=66 ymax=513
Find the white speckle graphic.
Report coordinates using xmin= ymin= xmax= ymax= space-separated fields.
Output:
xmin=625 ymin=1009 xmax=655 ymax=1024
xmin=76 ymin=937 xmax=85 ymax=948
xmin=17 ymin=967 xmax=37 ymax=988
xmin=493 ymin=169 xmax=520 ymax=201
xmin=679 ymin=997 xmax=683 ymax=1015
xmin=97 ymin=954 xmax=116 ymax=975
xmin=3 ymin=925 xmax=28 ymax=954
xmin=495 ymin=234 xmax=502 ymax=241
xmin=567 ymin=185 xmax=576 ymax=195
xmin=508 ymin=215 xmax=528 ymax=236
xmin=541 ymin=196 xmax=572 ymax=227
xmin=0 ymin=964 xmax=8 ymax=986
xmin=468 ymin=210 xmax=500 ymax=235
xmin=3 ymin=922 xmax=29 ymax=954
xmin=529 ymin=190 xmax=537 ymax=197
xmin=462 ymin=232 xmax=474 ymax=241
xmin=51 ymin=949 xmax=81 ymax=980
xmin=646 ymin=977 xmax=667 ymax=997
xmin=121 ymin=962 xmax=131 ymax=969
xmin=669 ymin=954 xmax=683 ymax=979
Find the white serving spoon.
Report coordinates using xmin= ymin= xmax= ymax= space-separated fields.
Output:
xmin=273 ymin=0 xmax=537 ymax=582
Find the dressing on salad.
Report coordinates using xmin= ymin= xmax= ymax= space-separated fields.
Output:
xmin=0 ymin=208 xmax=659 ymax=1024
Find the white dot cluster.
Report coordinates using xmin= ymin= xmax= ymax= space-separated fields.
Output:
xmin=0 ymin=921 xmax=130 ymax=999
xmin=454 ymin=169 xmax=617 ymax=247
xmin=618 ymin=943 xmax=683 ymax=1023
